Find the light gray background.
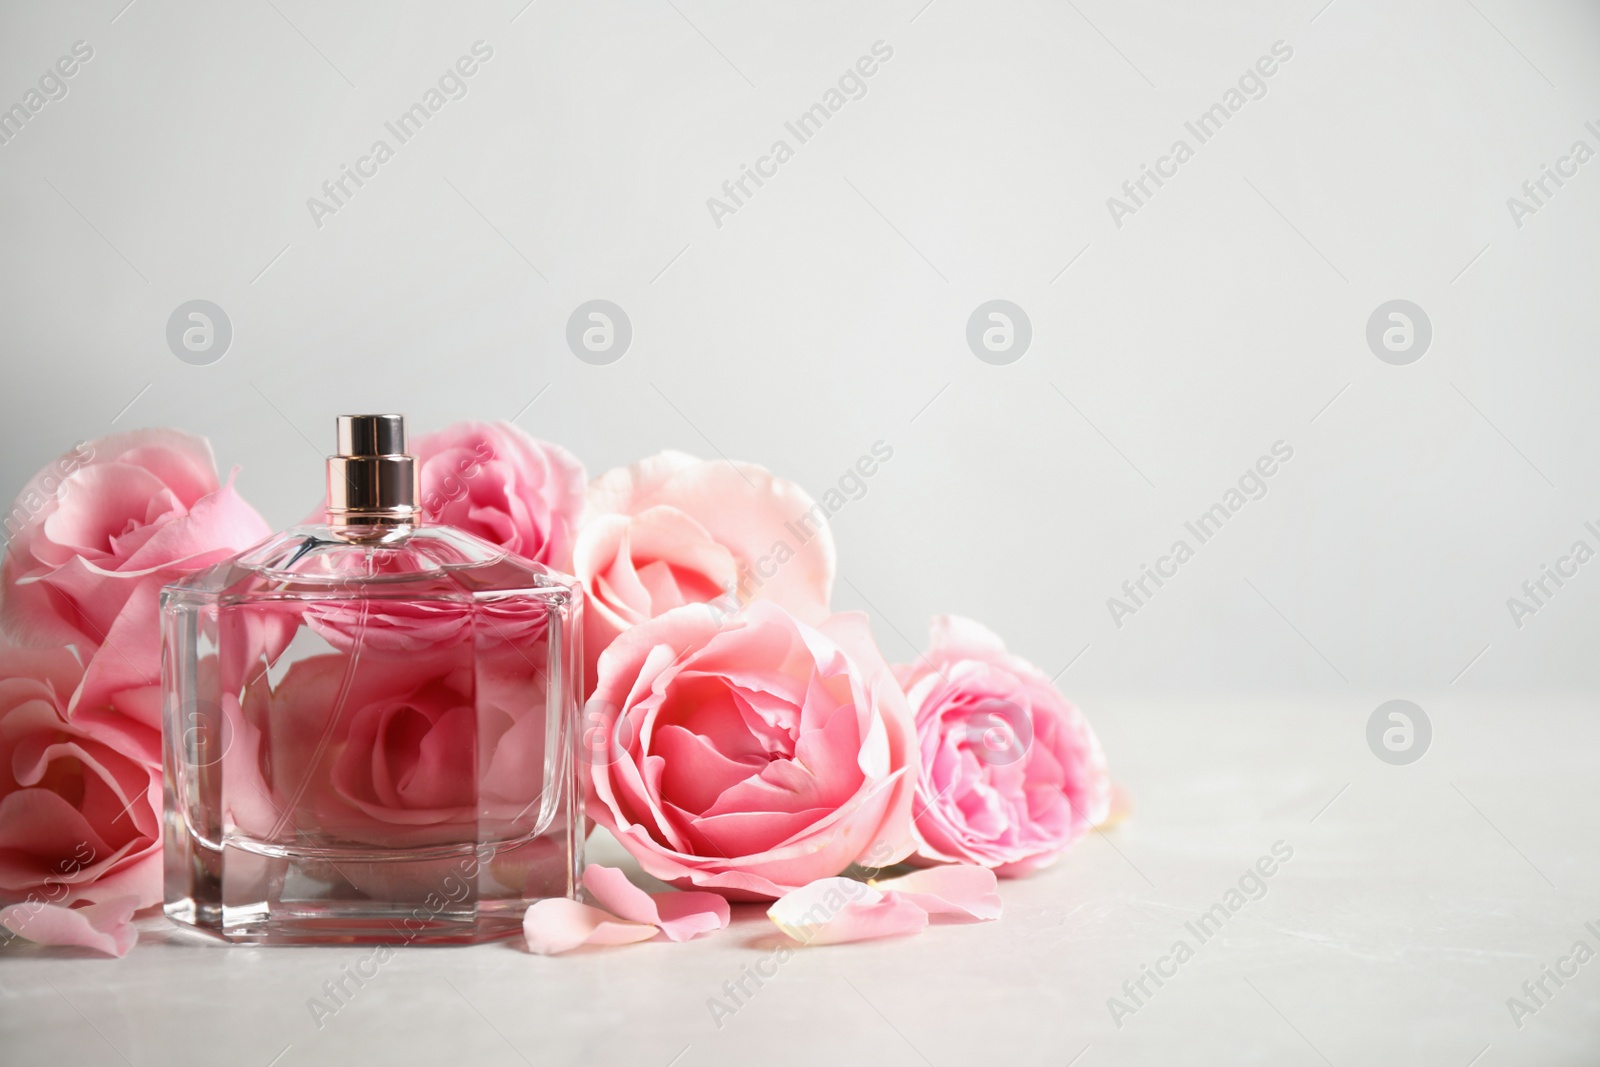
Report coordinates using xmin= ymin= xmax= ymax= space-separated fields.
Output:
xmin=2 ymin=2 xmax=1598 ymax=1065
xmin=5 ymin=0 xmax=1599 ymax=697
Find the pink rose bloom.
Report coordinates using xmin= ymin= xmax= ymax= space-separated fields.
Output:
xmin=573 ymin=451 xmax=836 ymax=695
xmin=237 ymin=633 xmax=552 ymax=843
xmin=0 ymin=645 xmax=161 ymax=955
xmin=0 ymin=430 xmax=269 ymax=732
xmin=250 ymin=654 xmax=479 ymax=848
xmin=898 ymin=616 xmax=1110 ymax=876
xmin=302 ymin=595 xmax=474 ymax=654
xmin=585 ymin=601 xmax=915 ymax=901
xmin=412 ymin=421 xmax=585 ymax=572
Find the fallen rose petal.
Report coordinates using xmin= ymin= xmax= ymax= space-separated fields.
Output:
xmin=767 ymin=877 xmax=928 ymax=946
xmin=0 ymin=896 xmax=140 ymax=957
xmin=582 ymin=865 xmax=730 ymax=942
xmin=1096 ymin=782 xmax=1135 ymax=830
xmin=873 ymin=865 xmax=1002 ymax=921
xmin=650 ymin=889 xmax=734 ymax=942
xmin=522 ymin=898 xmax=657 ymax=956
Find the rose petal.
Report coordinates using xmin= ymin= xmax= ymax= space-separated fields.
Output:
xmin=650 ymin=888 xmax=733 ymax=942
xmin=39 ymin=465 xmax=172 ymax=563
xmin=1096 ymin=781 xmax=1135 ymax=830
xmin=582 ymin=865 xmax=730 ymax=942
xmin=0 ymin=896 xmax=140 ymax=957
xmin=120 ymin=476 xmax=268 ymax=573
xmin=873 ymin=865 xmax=1002 ymax=921
xmin=767 ymin=877 xmax=928 ymax=945
xmin=521 ymin=898 xmax=657 ymax=956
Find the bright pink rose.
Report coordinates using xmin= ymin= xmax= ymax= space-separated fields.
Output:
xmin=585 ymin=601 xmax=915 ymax=900
xmin=897 ymin=616 xmax=1110 ymax=876
xmin=0 ymin=645 xmax=161 ymax=955
xmin=574 ymin=451 xmax=836 ymax=695
xmin=0 ymin=430 xmax=270 ymax=732
xmin=412 ymin=421 xmax=585 ymax=572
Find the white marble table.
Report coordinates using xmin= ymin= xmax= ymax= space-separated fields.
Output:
xmin=3 ymin=693 xmax=1596 ymax=1066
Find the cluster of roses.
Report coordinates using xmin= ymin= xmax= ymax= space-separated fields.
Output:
xmin=0 ymin=422 xmax=1111 ymax=956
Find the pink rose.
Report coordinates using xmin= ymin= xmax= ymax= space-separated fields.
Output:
xmin=585 ymin=601 xmax=915 ymax=900
xmin=246 ymin=653 xmax=479 ymax=848
xmin=303 ymin=597 xmax=473 ymax=654
xmin=897 ymin=616 xmax=1110 ymax=876
xmin=573 ymin=451 xmax=836 ymax=695
xmin=233 ymin=619 xmax=555 ymax=852
xmin=412 ymin=421 xmax=585 ymax=572
xmin=0 ymin=645 xmax=161 ymax=955
xmin=0 ymin=430 xmax=270 ymax=731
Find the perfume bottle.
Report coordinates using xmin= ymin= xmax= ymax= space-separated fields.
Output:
xmin=161 ymin=415 xmax=583 ymax=944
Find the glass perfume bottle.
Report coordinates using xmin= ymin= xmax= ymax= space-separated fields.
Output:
xmin=161 ymin=415 xmax=583 ymax=944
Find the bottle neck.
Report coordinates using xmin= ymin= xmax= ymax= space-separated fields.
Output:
xmin=326 ymin=453 xmax=421 ymax=540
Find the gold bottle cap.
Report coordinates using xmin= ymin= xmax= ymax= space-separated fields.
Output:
xmin=326 ymin=414 xmax=421 ymax=533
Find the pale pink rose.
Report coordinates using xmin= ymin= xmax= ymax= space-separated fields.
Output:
xmin=331 ymin=676 xmax=477 ymax=825
xmin=897 ymin=616 xmax=1110 ymax=876
xmin=585 ymin=601 xmax=915 ymax=901
xmin=412 ymin=421 xmax=585 ymax=571
xmin=0 ymin=430 xmax=270 ymax=732
xmin=254 ymin=653 xmax=479 ymax=848
xmin=0 ymin=645 xmax=161 ymax=955
xmin=574 ymin=451 xmax=836 ymax=695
